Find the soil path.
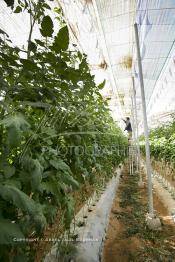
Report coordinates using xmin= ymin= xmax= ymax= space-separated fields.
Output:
xmin=103 ymin=165 xmax=175 ymax=262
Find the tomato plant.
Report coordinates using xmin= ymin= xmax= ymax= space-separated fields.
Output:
xmin=0 ymin=1 xmax=127 ymax=260
xmin=140 ymin=117 xmax=175 ymax=167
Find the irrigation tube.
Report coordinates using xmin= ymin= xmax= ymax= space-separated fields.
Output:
xmin=44 ymin=167 xmax=122 ymax=262
xmin=134 ymin=23 xmax=154 ymax=215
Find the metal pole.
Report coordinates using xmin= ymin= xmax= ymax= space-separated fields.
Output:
xmin=129 ymin=145 xmax=132 ymax=175
xmin=131 ymin=96 xmax=137 ymax=170
xmin=132 ymin=147 xmax=134 ymax=175
xmin=132 ymin=77 xmax=142 ymax=182
xmin=132 ymin=93 xmax=139 ymax=172
xmin=134 ymin=23 xmax=154 ymax=215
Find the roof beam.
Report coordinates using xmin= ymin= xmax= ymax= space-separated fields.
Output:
xmin=91 ymin=0 xmax=124 ymax=118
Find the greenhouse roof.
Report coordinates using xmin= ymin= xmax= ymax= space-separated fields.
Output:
xmin=0 ymin=0 xmax=175 ymax=132
xmin=134 ymin=0 xmax=175 ymax=130
xmin=60 ymin=0 xmax=175 ymax=131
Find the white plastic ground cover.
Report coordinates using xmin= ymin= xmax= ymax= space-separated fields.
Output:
xmin=44 ymin=166 xmax=122 ymax=262
xmin=141 ymin=161 xmax=175 ymax=220
xmin=152 ymin=177 xmax=175 ymax=217
xmin=153 ymin=171 xmax=175 ymax=200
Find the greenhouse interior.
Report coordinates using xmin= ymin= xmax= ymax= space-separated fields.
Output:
xmin=0 ymin=0 xmax=175 ymax=261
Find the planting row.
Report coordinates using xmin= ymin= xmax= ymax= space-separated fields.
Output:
xmin=0 ymin=2 xmax=127 ymax=261
xmin=140 ymin=118 xmax=175 ymax=189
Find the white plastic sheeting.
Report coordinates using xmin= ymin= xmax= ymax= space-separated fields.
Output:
xmin=134 ymin=0 xmax=175 ymax=130
xmin=60 ymin=0 xmax=175 ymax=131
xmin=59 ymin=0 xmax=135 ymax=129
xmin=44 ymin=171 xmax=121 ymax=262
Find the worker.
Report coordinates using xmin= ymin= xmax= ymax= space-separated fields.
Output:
xmin=123 ymin=117 xmax=132 ymax=139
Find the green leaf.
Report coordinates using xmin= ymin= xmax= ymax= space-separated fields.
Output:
xmin=40 ymin=15 xmax=54 ymax=37
xmin=98 ymin=80 xmax=106 ymax=90
xmin=43 ymin=204 xmax=57 ymax=224
xmin=28 ymin=41 xmax=37 ymax=52
xmin=39 ymin=178 xmax=62 ymax=205
xmin=0 ymin=184 xmax=33 ymax=213
xmin=59 ymin=172 xmax=79 ymax=190
xmin=0 ymin=159 xmax=16 ymax=178
xmin=13 ymin=254 xmax=28 ymax=262
xmin=14 ymin=5 xmax=22 ymax=13
xmin=5 ymin=178 xmax=21 ymax=189
xmin=20 ymin=59 xmax=37 ymax=71
xmin=30 ymin=159 xmax=43 ymax=191
xmin=22 ymin=157 xmax=43 ymax=191
xmin=64 ymin=197 xmax=74 ymax=229
xmin=7 ymin=126 xmax=20 ymax=148
xmin=0 ymin=29 xmax=9 ymax=37
xmin=77 ymin=51 xmax=83 ymax=61
xmin=52 ymin=26 xmax=69 ymax=52
xmin=0 ymin=184 xmax=46 ymax=229
xmin=3 ymin=0 xmax=14 ymax=8
xmin=0 ymin=219 xmax=24 ymax=244
xmin=50 ymin=159 xmax=72 ymax=174
xmin=40 ymin=180 xmax=58 ymax=195
xmin=43 ymin=3 xmax=51 ymax=10
xmin=1 ymin=114 xmax=30 ymax=148
xmin=0 ymin=113 xmax=30 ymax=130
xmin=35 ymin=39 xmax=45 ymax=46
xmin=4 ymin=165 xmax=15 ymax=178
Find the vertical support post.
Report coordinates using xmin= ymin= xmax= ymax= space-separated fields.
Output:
xmin=129 ymin=144 xmax=133 ymax=176
xmin=131 ymin=95 xmax=137 ymax=169
xmin=129 ymin=145 xmax=132 ymax=175
xmin=132 ymin=77 xmax=143 ymax=182
xmin=132 ymin=145 xmax=134 ymax=175
xmin=134 ymin=23 xmax=154 ymax=215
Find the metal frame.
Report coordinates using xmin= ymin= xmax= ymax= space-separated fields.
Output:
xmin=134 ymin=23 xmax=154 ymax=215
xmin=91 ymin=0 xmax=124 ymax=119
xmin=132 ymin=77 xmax=143 ymax=182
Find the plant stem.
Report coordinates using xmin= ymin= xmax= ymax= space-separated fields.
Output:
xmin=27 ymin=0 xmax=37 ymax=59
